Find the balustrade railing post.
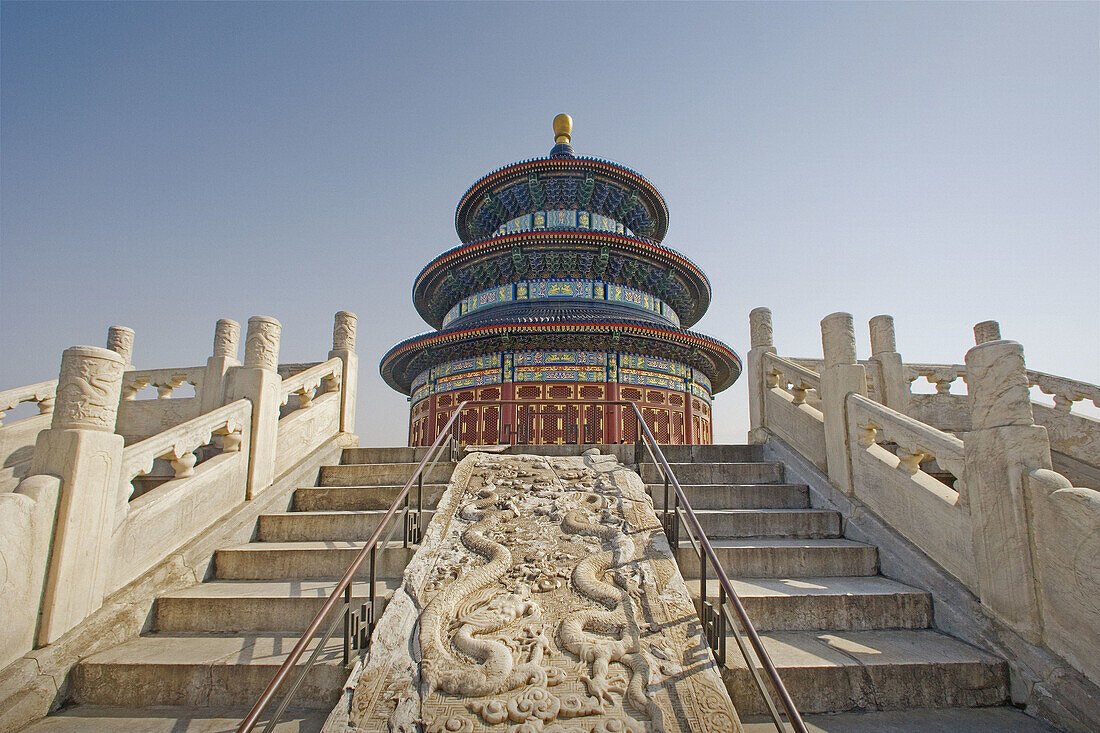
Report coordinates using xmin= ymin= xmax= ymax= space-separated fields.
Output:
xmin=31 ymin=346 xmax=126 ymax=645
xmin=226 ymin=316 xmax=282 ymax=498
xmin=747 ymin=307 xmax=777 ymax=443
xmin=973 ymin=320 xmax=1001 ymax=345
xmin=819 ymin=312 xmax=867 ymax=495
xmin=328 ymin=311 xmax=358 ymax=434
xmin=868 ymin=315 xmax=910 ymax=413
xmin=106 ymin=325 xmax=135 ymax=369
xmin=963 ymin=336 xmax=1048 ymax=645
xmin=201 ymin=318 xmax=242 ymax=413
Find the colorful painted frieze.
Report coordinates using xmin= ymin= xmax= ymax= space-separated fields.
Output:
xmin=692 ymin=368 xmax=712 ymax=392
xmin=435 ymin=368 xmax=502 ymax=391
xmin=619 ymin=369 xmax=686 ymax=391
xmin=690 ymin=382 xmax=712 ymax=402
xmin=431 ymin=353 xmax=502 ymax=379
xmin=515 ymin=365 xmax=606 ymax=383
xmin=411 ymin=383 xmax=431 ymax=405
xmin=619 ymin=353 xmax=690 ymax=378
xmin=513 ymin=350 xmax=606 ymax=367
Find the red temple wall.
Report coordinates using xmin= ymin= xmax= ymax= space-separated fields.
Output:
xmin=407 ymin=381 xmax=711 ymax=446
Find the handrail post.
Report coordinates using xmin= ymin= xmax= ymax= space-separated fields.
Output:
xmin=368 ymin=543 xmax=377 ymax=637
xmin=416 ymin=473 xmax=424 ymax=543
xmin=342 ymin=585 xmax=352 ymax=667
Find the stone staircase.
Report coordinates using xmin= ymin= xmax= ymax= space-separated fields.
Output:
xmin=642 ymin=443 xmax=1060 ymax=732
xmin=20 ymin=443 xmax=1062 ymax=732
xmin=20 ymin=447 xmax=448 ymax=732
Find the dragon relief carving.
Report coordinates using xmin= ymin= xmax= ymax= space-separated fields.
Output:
xmin=350 ymin=452 xmax=740 ymax=733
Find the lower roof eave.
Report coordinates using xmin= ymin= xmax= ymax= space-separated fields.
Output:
xmin=379 ymin=321 xmax=741 ymax=396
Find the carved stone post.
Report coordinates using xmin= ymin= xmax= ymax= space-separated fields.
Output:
xmin=963 ymin=339 xmax=1047 ymax=640
xmin=30 ymin=346 xmax=126 ymax=644
xmin=974 ymin=320 xmax=1001 ymax=345
xmin=200 ymin=318 xmax=241 ymax=414
xmin=867 ymin=315 xmax=910 ymax=413
xmin=819 ymin=312 xmax=866 ymax=494
xmin=227 ymin=316 xmax=282 ymax=497
xmin=106 ymin=326 xmax=135 ymax=368
xmin=746 ymin=307 xmax=775 ymax=444
xmin=329 ymin=310 xmax=358 ymax=434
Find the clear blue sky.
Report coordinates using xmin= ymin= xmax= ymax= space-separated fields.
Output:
xmin=2 ymin=1 xmax=1097 ymax=445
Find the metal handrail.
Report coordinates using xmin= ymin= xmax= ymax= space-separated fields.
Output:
xmin=627 ymin=405 xmax=809 ymax=733
xmin=239 ymin=398 xmax=805 ymax=732
xmin=236 ymin=408 xmax=465 ymax=733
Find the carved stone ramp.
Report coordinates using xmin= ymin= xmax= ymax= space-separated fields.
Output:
xmin=20 ymin=448 xmax=451 ymax=732
xmin=345 ymin=450 xmax=741 ymax=733
xmin=652 ymin=445 xmax=1045 ymax=727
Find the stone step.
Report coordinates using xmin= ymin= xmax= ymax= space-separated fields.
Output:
xmin=676 ymin=539 xmax=878 ymax=578
xmin=18 ymin=705 xmax=329 ymax=732
xmin=293 ymin=484 xmax=447 ymax=511
xmin=641 ymin=461 xmax=785 ymax=485
xmin=318 ymin=462 xmax=454 ymax=487
xmin=257 ymin=510 xmax=436 ymax=542
xmin=70 ymin=633 xmax=345 ymax=709
xmin=721 ymin=629 xmax=1008 ymax=715
xmin=688 ymin=509 xmax=841 ymax=539
xmin=740 ymin=706 xmax=1061 ymax=732
xmin=214 ymin=541 xmax=415 ymax=580
xmin=650 ymin=483 xmax=810 ymax=510
xmin=643 ymin=444 xmax=765 ymax=463
xmin=155 ymin=579 xmax=400 ymax=632
xmin=691 ymin=576 xmax=932 ymax=631
xmin=342 ymin=446 xmax=439 ymax=464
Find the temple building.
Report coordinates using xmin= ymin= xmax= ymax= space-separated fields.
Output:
xmin=380 ymin=116 xmax=741 ymax=445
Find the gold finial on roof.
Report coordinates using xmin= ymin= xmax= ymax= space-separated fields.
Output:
xmin=553 ymin=113 xmax=573 ymax=145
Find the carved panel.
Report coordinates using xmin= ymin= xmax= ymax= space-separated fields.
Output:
xmin=348 ymin=453 xmax=741 ymax=732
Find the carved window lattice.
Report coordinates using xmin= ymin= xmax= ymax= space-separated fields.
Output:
xmin=621 ymin=387 xmax=643 ymax=402
xmin=565 ymin=404 xmax=579 ymax=443
xmin=693 ymin=415 xmax=702 ymax=444
xmin=543 ymin=405 xmax=563 ymax=443
xmin=548 ymin=384 xmax=573 ymax=400
xmin=698 ymin=402 xmax=709 ymax=417
xmin=622 ymin=408 xmax=638 ymax=442
xmin=672 ymin=411 xmax=684 ymax=444
xmin=518 ymin=405 xmax=533 ymax=443
xmin=437 ymin=394 xmax=453 ymax=408
xmin=436 ymin=411 xmax=452 ymax=438
xmin=478 ymin=387 xmax=501 ymax=401
xmin=460 ymin=409 xmax=479 ymax=443
xmin=692 ymin=398 xmax=702 ymax=412
xmin=457 ymin=390 xmax=475 ymax=402
xmin=518 ymin=385 xmax=541 ymax=400
xmin=583 ymin=403 xmax=604 ymax=443
xmin=579 ymin=385 xmax=604 ymax=400
xmin=642 ymin=408 xmax=660 ymax=442
xmin=646 ymin=390 xmax=665 ymax=404
xmin=483 ymin=406 xmax=500 ymax=444
xmin=668 ymin=393 xmax=684 ymax=407
xmin=654 ymin=409 xmax=671 ymax=443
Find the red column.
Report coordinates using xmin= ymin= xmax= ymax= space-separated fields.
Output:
xmin=683 ymin=388 xmax=695 ymax=444
xmin=606 ymin=382 xmax=621 ymax=444
xmin=427 ymin=394 xmax=439 ymax=446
